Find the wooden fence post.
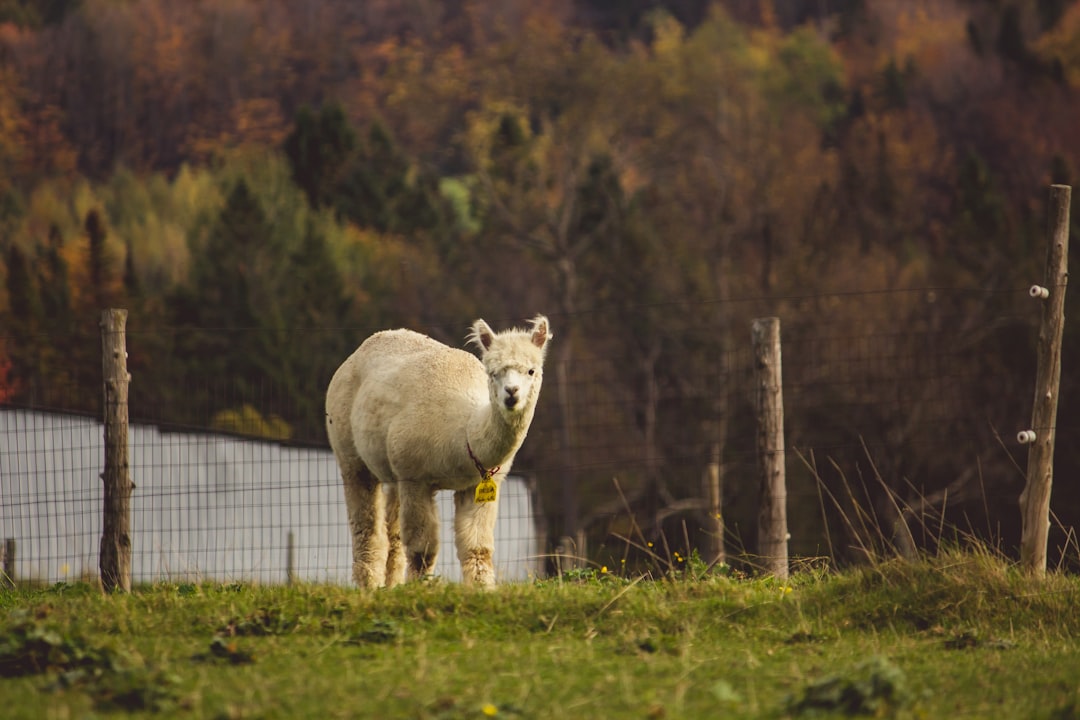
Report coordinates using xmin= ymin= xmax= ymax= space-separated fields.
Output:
xmin=753 ymin=317 xmax=788 ymax=580
xmin=1020 ymin=184 xmax=1071 ymax=575
xmin=2 ymin=538 xmax=14 ymax=587
xmin=554 ymin=535 xmax=578 ymax=576
xmin=287 ymin=531 xmax=297 ymax=585
xmin=703 ymin=445 xmax=725 ymax=567
xmin=100 ymin=309 xmax=133 ymax=592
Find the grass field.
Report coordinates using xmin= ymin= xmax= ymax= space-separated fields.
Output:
xmin=2 ymin=550 xmax=1079 ymax=719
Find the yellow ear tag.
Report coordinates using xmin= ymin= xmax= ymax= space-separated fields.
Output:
xmin=474 ymin=477 xmax=498 ymax=504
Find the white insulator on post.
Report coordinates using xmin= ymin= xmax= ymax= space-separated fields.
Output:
xmin=1030 ymin=285 xmax=1050 ymax=299
xmin=1017 ymin=430 xmax=1037 ymax=444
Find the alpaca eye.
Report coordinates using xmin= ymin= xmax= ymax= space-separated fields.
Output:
xmin=528 ymin=369 xmax=535 ymax=376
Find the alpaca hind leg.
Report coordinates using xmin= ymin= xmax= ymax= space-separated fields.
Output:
xmin=340 ymin=461 xmax=388 ymax=588
xmin=384 ymin=482 xmax=406 ymax=587
xmin=399 ymin=483 xmax=440 ymax=579
xmin=453 ymin=489 xmax=498 ymax=587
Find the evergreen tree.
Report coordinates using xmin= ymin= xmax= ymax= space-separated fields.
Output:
xmin=334 ymin=121 xmax=448 ymax=236
xmin=284 ymin=103 xmax=357 ymax=209
xmin=286 ymin=106 xmax=453 ymax=247
xmin=39 ymin=224 xmax=70 ymax=322
xmin=878 ymin=57 xmax=911 ymax=111
xmin=288 ymin=220 xmax=347 ymax=330
xmin=4 ymin=243 xmax=41 ymax=393
xmin=956 ymin=152 xmax=1006 ymax=242
xmin=279 ymin=219 xmax=350 ymax=439
xmin=38 ymin=224 xmax=83 ymax=406
xmin=5 ymin=244 xmax=37 ymax=318
xmin=85 ymin=208 xmax=108 ymax=309
xmin=996 ymin=5 xmax=1028 ymax=66
xmin=1038 ymin=0 xmax=1068 ymax=31
xmin=176 ymin=178 xmax=274 ymax=425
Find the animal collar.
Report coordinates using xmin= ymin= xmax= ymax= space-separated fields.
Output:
xmin=466 ymin=441 xmax=500 ymax=480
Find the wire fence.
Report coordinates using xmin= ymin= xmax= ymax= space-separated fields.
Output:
xmin=518 ymin=283 xmax=1078 ymax=569
xmin=0 ymin=409 xmax=544 ymax=585
xmin=3 ymin=281 xmax=1079 ymax=584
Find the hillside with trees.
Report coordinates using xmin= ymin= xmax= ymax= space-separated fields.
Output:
xmin=3 ymin=0 xmax=1080 ymax=563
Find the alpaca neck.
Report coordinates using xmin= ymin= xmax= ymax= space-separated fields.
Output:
xmin=466 ymin=400 xmax=531 ymax=469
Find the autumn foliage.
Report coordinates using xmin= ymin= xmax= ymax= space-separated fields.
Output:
xmin=2 ymin=0 xmax=1080 ymax=561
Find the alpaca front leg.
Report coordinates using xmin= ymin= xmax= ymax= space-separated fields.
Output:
xmin=399 ymin=482 xmax=440 ymax=579
xmin=384 ymin=482 xmax=406 ymax=587
xmin=340 ymin=461 xmax=388 ymax=588
xmin=453 ymin=488 xmax=498 ymax=587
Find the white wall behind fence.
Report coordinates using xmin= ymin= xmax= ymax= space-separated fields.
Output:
xmin=0 ymin=409 xmax=544 ymax=585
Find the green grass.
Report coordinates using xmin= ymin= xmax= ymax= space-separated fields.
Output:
xmin=2 ymin=550 xmax=1080 ymax=719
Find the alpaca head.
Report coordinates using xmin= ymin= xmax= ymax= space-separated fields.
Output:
xmin=467 ymin=315 xmax=551 ymax=420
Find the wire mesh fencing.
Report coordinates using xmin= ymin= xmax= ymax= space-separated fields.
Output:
xmin=0 ymin=408 xmax=544 ymax=585
xmin=3 ymin=281 xmax=1079 ymax=583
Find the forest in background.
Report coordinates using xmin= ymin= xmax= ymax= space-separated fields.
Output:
xmin=3 ymin=0 xmax=1080 ymax=565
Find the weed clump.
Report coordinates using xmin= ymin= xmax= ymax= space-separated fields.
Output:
xmin=788 ymin=655 xmax=913 ymax=716
xmin=0 ymin=609 xmax=180 ymax=711
xmin=349 ymin=618 xmax=402 ymax=645
xmin=0 ymin=610 xmax=88 ymax=677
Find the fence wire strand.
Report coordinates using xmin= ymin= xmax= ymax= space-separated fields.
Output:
xmin=3 ymin=284 xmax=1076 ymax=582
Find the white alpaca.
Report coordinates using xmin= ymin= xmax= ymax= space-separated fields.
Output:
xmin=325 ymin=315 xmax=551 ymax=587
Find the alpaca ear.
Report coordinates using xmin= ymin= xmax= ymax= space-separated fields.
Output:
xmin=530 ymin=315 xmax=551 ymax=350
xmin=468 ymin=319 xmax=495 ymax=351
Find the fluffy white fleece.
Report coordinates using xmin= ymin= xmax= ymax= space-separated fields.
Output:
xmin=325 ymin=315 xmax=551 ymax=587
